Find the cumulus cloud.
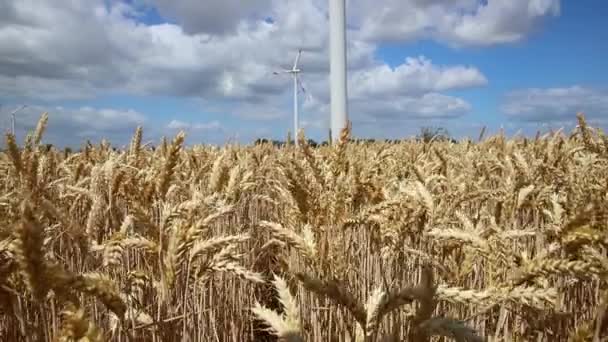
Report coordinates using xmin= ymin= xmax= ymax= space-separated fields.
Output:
xmin=290 ymin=56 xmax=483 ymax=124
xmin=167 ymin=119 xmax=222 ymax=131
xmin=1 ymin=0 xmax=563 ymax=144
xmin=0 ymin=105 xmax=146 ymax=147
xmin=353 ymin=93 xmax=472 ymax=121
xmin=146 ymin=0 xmax=561 ymax=47
xmin=1 ymin=1 xmax=489 ymax=121
xmin=148 ymin=0 xmax=273 ymax=35
xmin=501 ymin=86 xmax=608 ymax=123
xmin=351 ymin=0 xmax=560 ymax=46
xmin=0 ymin=76 xmax=99 ymax=101
xmin=0 ymin=0 xmax=328 ymax=102
xmin=349 ymin=56 xmax=487 ymax=99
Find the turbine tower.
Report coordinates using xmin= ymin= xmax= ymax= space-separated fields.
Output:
xmin=274 ymin=49 xmax=307 ymax=147
xmin=10 ymin=105 xmax=27 ymax=136
xmin=329 ymin=0 xmax=348 ymax=143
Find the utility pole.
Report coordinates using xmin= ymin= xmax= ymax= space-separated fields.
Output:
xmin=329 ymin=0 xmax=348 ymax=143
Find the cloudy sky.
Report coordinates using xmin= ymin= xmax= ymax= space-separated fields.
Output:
xmin=0 ymin=0 xmax=607 ymax=147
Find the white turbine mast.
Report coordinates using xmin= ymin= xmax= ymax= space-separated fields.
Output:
xmin=10 ymin=104 xmax=27 ymax=136
xmin=329 ymin=0 xmax=348 ymax=143
xmin=274 ymin=48 xmax=307 ymax=147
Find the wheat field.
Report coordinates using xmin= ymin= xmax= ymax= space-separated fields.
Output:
xmin=0 ymin=112 xmax=606 ymax=341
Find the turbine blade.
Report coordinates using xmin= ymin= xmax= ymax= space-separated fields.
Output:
xmin=297 ymin=78 xmax=308 ymax=94
xmin=293 ymin=49 xmax=302 ymax=70
xmin=297 ymin=78 xmax=313 ymax=102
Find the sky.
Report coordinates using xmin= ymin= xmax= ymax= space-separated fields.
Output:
xmin=0 ymin=0 xmax=607 ymax=147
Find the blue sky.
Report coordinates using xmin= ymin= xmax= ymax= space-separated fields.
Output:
xmin=1 ymin=0 xmax=607 ymax=147
xmin=375 ymin=1 xmax=608 ymax=136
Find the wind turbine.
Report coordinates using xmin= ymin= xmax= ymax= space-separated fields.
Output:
xmin=274 ymin=49 xmax=307 ymax=147
xmin=10 ymin=105 xmax=27 ymax=136
xmin=329 ymin=0 xmax=348 ymax=143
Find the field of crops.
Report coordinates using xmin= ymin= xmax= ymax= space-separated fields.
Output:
xmin=1 ymin=113 xmax=607 ymax=341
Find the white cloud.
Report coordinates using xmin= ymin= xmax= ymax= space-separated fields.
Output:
xmin=148 ymin=0 xmax=273 ymax=35
xmin=351 ymin=0 xmax=560 ymax=46
xmin=193 ymin=121 xmax=222 ymax=131
xmin=301 ymin=118 xmax=326 ymax=130
xmin=0 ymin=105 xmax=146 ymax=147
xmin=290 ymin=56 xmax=482 ymax=126
xmin=349 ymin=56 xmax=487 ymax=99
xmin=0 ymin=0 xmax=330 ymax=103
xmin=0 ymin=75 xmax=99 ymax=101
xmin=501 ymin=86 xmax=608 ymax=122
xmin=167 ymin=120 xmax=189 ymax=130
xmin=353 ymin=93 xmax=472 ymax=121
xmin=1 ymin=0 xmax=564 ymax=144
xmin=167 ymin=119 xmax=222 ymax=131
xmin=148 ymin=0 xmax=560 ymax=47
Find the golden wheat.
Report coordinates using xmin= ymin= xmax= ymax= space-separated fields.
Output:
xmin=0 ymin=113 xmax=606 ymax=341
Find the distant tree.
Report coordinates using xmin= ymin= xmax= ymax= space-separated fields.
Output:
xmin=417 ymin=126 xmax=452 ymax=143
xmin=286 ymin=131 xmax=292 ymax=146
xmin=352 ymin=138 xmax=377 ymax=145
xmin=254 ymin=138 xmax=270 ymax=145
xmin=63 ymin=147 xmax=72 ymax=159
xmin=254 ymin=137 xmax=319 ymax=148
xmin=275 ymin=140 xmax=284 ymax=147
